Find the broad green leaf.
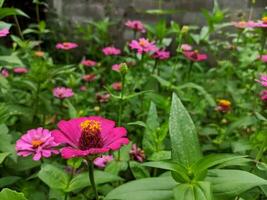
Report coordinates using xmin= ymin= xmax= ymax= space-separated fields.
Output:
xmin=0 ymin=152 xmax=10 ymax=164
xmin=173 ymin=182 xmax=213 ymax=200
xmin=66 ymin=170 xmax=122 ymax=192
xmin=207 ymin=169 xmax=267 ymax=197
xmin=169 ymin=93 xmax=202 ymax=167
xmin=149 ymin=151 xmax=171 ymax=161
xmin=0 ymin=21 xmax=11 ymax=29
xmin=65 ymin=100 xmax=77 ymax=118
xmin=129 ymin=161 xmax=149 ymax=179
xmin=0 ymin=124 xmax=15 ymax=158
xmin=38 ymin=164 xmax=69 ymax=190
xmin=0 ymin=8 xmax=29 ymax=19
xmin=105 ymin=176 xmax=177 ymax=200
xmin=0 ymin=0 xmax=4 ymax=8
xmin=191 ymin=154 xmax=247 ymax=177
xmin=0 ymin=188 xmax=27 ymax=200
xmin=0 ymin=176 xmax=21 ymax=188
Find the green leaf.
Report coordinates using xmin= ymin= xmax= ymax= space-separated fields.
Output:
xmin=169 ymin=93 xmax=202 ymax=168
xmin=173 ymin=182 xmax=212 ymax=200
xmin=0 ymin=0 xmax=5 ymax=8
xmin=0 ymin=188 xmax=27 ymax=200
xmin=38 ymin=164 xmax=69 ymax=190
xmin=0 ymin=152 xmax=10 ymax=164
xmin=0 ymin=8 xmax=29 ymax=19
xmin=105 ymin=176 xmax=177 ymax=200
xmin=149 ymin=151 xmax=171 ymax=161
xmin=0 ymin=176 xmax=21 ymax=188
xmin=0 ymin=124 xmax=15 ymax=158
xmin=65 ymin=100 xmax=77 ymax=118
xmin=127 ymin=121 xmax=147 ymax=128
xmin=66 ymin=170 xmax=122 ymax=192
xmin=129 ymin=161 xmax=150 ymax=179
xmin=105 ymin=160 xmax=128 ymax=176
xmin=207 ymin=169 xmax=267 ymax=197
xmin=191 ymin=154 xmax=247 ymax=178
xmin=0 ymin=21 xmax=11 ymax=29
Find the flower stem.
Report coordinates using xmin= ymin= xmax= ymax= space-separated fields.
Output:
xmin=35 ymin=3 xmax=40 ymax=23
xmin=88 ymin=160 xmax=99 ymax=200
xmin=14 ymin=15 xmax=24 ymax=40
xmin=256 ymin=134 xmax=267 ymax=161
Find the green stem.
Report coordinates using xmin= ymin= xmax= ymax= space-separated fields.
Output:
xmin=187 ymin=61 xmax=194 ymax=81
xmin=256 ymin=134 xmax=267 ymax=161
xmin=35 ymin=3 xmax=40 ymax=23
xmin=260 ymin=32 xmax=266 ymax=56
xmin=88 ymin=160 xmax=99 ymax=200
xmin=33 ymin=83 xmax=41 ymax=122
xmin=14 ymin=15 xmax=24 ymax=40
xmin=152 ymin=60 xmax=158 ymax=74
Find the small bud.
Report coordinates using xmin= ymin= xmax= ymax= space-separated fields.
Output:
xmin=94 ymin=106 xmax=100 ymax=112
xmin=181 ymin=25 xmax=189 ymax=34
xmin=119 ymin=63 xmax=128 ymax=74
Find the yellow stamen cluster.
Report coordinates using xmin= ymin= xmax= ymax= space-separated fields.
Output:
xmin=80 ymin=120 xmax=101 ymax=133
xmin=139 ymin=39 xmax=149 ymax=47
xmin=218 ymin=99 xmax=231 ymax=107
xmin=31 ymin=140 xmax=44 ymax=148
xmin=262 ymin=17 xmax=267 ymax=24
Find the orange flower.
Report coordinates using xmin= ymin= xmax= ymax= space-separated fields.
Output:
xmin=35 ymin=51 xmax=45 ymax=57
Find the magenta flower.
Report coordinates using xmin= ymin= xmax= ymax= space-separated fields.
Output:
xmin=94 ymin=155 xmax=113 ymax=168
xmin=13 ymin=67 xmax=28 ymax=74
xmin=16 ymin=127 xmax=59 ymax=161
xmin=112 ymin=64 xmax=122 ymax=72
xmin=80 ymin=86 xmax=87 ymax=91
xmin=181 ymin=44 xmax=193 ymax=52
xmin=51 ymin=116 xmax=129 ymax=159
xmin=129 ymin=38 xmax=158 ymax=54
xmin=256 ymin=75 xmax=267 ymax=87
xmin=183 ymin=50 xmax=207 ymax=62
xmin=130 ymin=144 xmax=145 ymax=162
xmin=53 ymin=87 xmax=74 ymax=99
xmin=56 ymin=42 xmax=78 ymax=50
xmin=152 ymin=49 xmax=170 ymax=60
xmin=232 ymin=21 xmax=258 ymax=29
xmin=81 ymin=59 xmax=97 ymax=67
xmin=102 ymin=47 xmax=121 ymax=56
xmin=260 ymin=55 xmax=267 ymax=62
xmin=112 ymin=82 xmax=122 ymax=91
xmin=82 ymin=74 xmax=96 ymax=82
xmin=125 ymin=20 xmax=146 ymax=33
xmin=96 ymin=92 xmax=110 ymax=103
xmin=261 ymin=90 xmax=267 ymax=101
xmin=1 ymin=68 xmax=9 ymax=77
xmin=0 ymin=28 xmax=9 ymax=37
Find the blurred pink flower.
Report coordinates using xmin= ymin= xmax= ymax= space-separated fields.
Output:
xmin=82 ymin=74 xmax=96 ymax=82
xmin=13 ymin=67 xmax=28 ymax=74
xmin=181 ymin=44 xmax=193 ymax=52
xmin=102 ymin=47 xmax=121 ymax=56
xmin=94 ymin=155 xmax=113 ymax=168
xmin=232 ymin=21 xmax=258 ymax=28
xmin=1 ymin=69 xmax=9 ymax=77
xmin=96 ymin=92 xmax=110 ymax=103
xmin=125 ymin=20 xmax=146 ymax=33
xmin=81 ymin=59 xmax=97 ymax=67
xmin=112 ymin=64 xmax=122 ymax=72
xmin=152 ymin=49 xmax=170 ymax=60
xmin=129 ymin=38 xmax=158 ymax=54
xmin=51 ymin=116 xmax=129 ymax=159
xmin=56 ymin=42 xmax=78 ymax=50
xmin=183 ymin=50 xmax=207 ymax=62
xmin=260 ymin=55 xmax=267 ymax=62
xmin=80 ymin=86 xmax=87 ymax=91
xmin=53 ymin=87 xmax=74 ymax=99
xmin=112 ymin=82 xmax=122 ymax=91
xmin=256 ymin=75 xmax=267 ymax=87
xmin=0 ymin=28 xmax=9 ymax=37
xmin=255 ymin=17 xmax=267 ymax=28
xmin=16 ymin=127 xmax=59 ymax=161
xmin=130 ymin=144 xmax=145 ymax=162
xmin=261 ymin=90 xmax=267 ymax=101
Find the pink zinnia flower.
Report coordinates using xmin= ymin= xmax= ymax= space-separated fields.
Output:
xmin=152 ymin=49 xmax=170 ymax=60
xmin=1 ymin=69 xmax=9 ymax=77
xmin=96 ymin=92 xmax=110 ymax=103
xmin=53 ymin=87 xmax=74 ymax=99
xmin=125 ymin=20 xmax=146 ymax=33
xmin=0 ymin=28 xmax=9 ymax=37
xmin=82 ymin=74 xmax=96 ymax=82
xmin=51 ymin=116 xmax=129 ymax=159
xmin=181 ymin=44 xmax=193 ymax=52
xmin=56 ymin=42 xmax=78 ymax=50
xmin=129 ymin=38 xmax=158 ymax=54
xmin=183 ymin=50 xmax=207 ymax=62
xmin=13 ymin=67 xmax=28 ymax=74
xmin=16 ymin=127 xmax=59 ymax=161
xmin=102 ymin=47 xmax=121 ymax=56
xmin=112 ymin=82 xmax=122 ymax=91
xmin=81 ymin=59 xmax=97 ymax=67
xmin=94 ymin=155 xmax=113 ymax=168
xmin=112 ymin=64 xmax=122 ymax=72
xmin=260 ymin=55 xmax=267 ymax=62
xmin=216 ymin=99 xmax=231 ymax=113
xmin=256 ymin=75 xmax=267 ymax=87
xmin=261 ymin=90 xmax=267 ymax=101
xmin=130 ymin=144 xmax=145 ymax=162
xmin=232 ymin=21 xmax=258 ymax=29
xmin=80 ymin=86 xmax=87 ymax=91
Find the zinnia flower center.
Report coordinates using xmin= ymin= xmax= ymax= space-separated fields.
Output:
xmin=63 ymin=43 xmax=70 ymax=47
xmin=262 ymin=17 xmax=267 ymax=24
xmin=191 ymin=50 xmax=199 ymax=59
xmin=139 ymin=39 xmax=149 ymax=47
xmin=79 ymin=120 xmax=103 ymax=150
xmin=31 ymin=140 xmax=44 ymax=148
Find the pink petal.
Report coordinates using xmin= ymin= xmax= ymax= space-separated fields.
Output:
xmin=107 ymin=138 xmax=129 ymax=151
xmin=103 ymin=127 xmax=127 ymax=144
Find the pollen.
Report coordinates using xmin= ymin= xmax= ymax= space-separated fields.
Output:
xmin=80 ymin=120 xmax=101 ymax=133
xmin=31 ymin=140 xmax=44 ymax=148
